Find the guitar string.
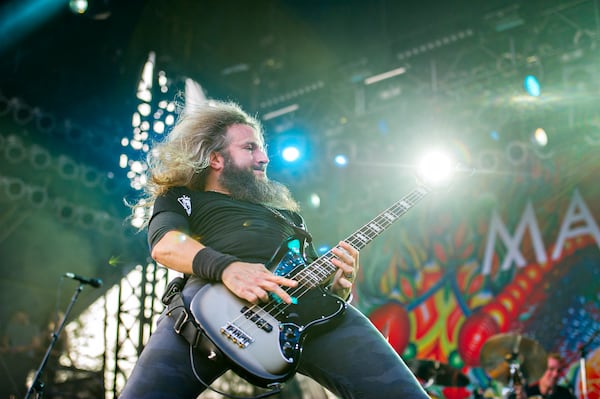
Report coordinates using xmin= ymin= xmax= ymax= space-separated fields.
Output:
xmin=230 ymin=188 xmax=428 ymax=335
xmin=278 ymin=188 xmax=429 ymax=301
xmin=229 ymin=188 xmax=429 ymax=336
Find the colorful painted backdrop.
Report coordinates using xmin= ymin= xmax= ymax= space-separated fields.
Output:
xmin=352 ymin=143 xmax=599 ymax=399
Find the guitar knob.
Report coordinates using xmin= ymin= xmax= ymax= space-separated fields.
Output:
xmin=285 ymin=328 xmax=295 ymax=339
xmin=282 ymin=342 xmax=294 ymax=357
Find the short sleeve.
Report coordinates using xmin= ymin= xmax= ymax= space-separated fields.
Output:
xmin=147 ymin=188 xmax=192 ymax=250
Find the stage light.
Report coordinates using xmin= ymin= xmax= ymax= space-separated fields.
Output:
xmin=282 ymin=146 xmax=300 ymax=162
xmin=65 ymin=124 xmax=85 ymax=144
xmin=13 ymin=102 xmax=33 ymax=125
xmin=55 ymin=200 xmax=76 ymax=223
xmin=334 ymin=154 xmax=348 ymax=167
xmin=524 ymin=75 xmax=541 ymax=97
xmin=327 ymin=140 xmax=356 ymax=168
xmin=506 ymin=141 xmax=527 ymax=165
xmin=138 ymin=103 xmax=151 ymax=117
xmin=307 ymin=193 xmax=321 ymax=209
xmin=5 ymin=178 xmax=26 ymax=200
xmin=81 ymin=165 xmax=101 ymax=187
xmin=5 ymin=136 xmax=26 ymax=163
xmin=69 ymin=0 xmax=111 ymax=20
xmin=153 ymin=120 xmax=165 ymax=134
xmin=69 ymin=0 xmax=88 ymax=14
xmin=531 ymin=127 xmax=548 ymax=147
xmin=34 ymin=109 xmax=55 ymax=133
xmin=364 ymin=67 xmax=407 ymax=85
xmin=263 ymin=104 xmax=299 ymax=121
xmin=478 ymin=150 xmax=499 ymax=171
xmin=29 ymin=145 xmax=52 ymax=169
xmin=28 ymin=186 xmax=47 ymax=208
xmin=417 ymin=150 xmax=454 ymax=185
xmin=273 ymin=131 xmax=308 ymax=165
xmin=57 ymin=155 xmax=79 ymax=180
xmin=78 ymin=208 xmax=96 ymax=229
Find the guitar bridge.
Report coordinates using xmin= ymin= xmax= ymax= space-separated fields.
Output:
xmin=220 ymin=322 xmax=254 ymax=348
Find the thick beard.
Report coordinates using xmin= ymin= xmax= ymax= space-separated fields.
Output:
xmin=219 ymin=154 xmax=299 ymax=212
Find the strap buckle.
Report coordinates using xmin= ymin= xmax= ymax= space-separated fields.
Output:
xmin=171 ymin=304 xmax=203 ymax=348
xmin=173 ymin=307 xmax=189 ymax=335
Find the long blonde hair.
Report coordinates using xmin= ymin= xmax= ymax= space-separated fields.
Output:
xmin=132 ymin=100 xmax=263 ymax=227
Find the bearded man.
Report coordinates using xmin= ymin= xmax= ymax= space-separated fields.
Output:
xmin=120 ymin=100 xmax=428 ymax=399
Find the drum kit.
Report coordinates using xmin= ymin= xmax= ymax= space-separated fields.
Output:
xmin=407 ymin=332 xmax=548 ymax=399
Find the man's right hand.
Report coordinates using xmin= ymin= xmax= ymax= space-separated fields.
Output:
xmin=221 ymin=261 xmax=298 ymax=304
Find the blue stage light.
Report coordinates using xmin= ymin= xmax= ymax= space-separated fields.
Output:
xmin=334 ymin=154 xmax=348 ymax=167
xmin=524 ymin=75 xmax=541 ymax=97
xmin=281 ymin=145 xmax=301 ymax=162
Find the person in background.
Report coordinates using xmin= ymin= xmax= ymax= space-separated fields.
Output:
xmin=517 ymin=353 xmax=575 ymax=399
xmin=119 ymin=100 xmax=429 ymax=399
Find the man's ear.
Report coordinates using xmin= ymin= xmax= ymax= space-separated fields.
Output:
xmin=209 ymin=151 xmax=224 ymax=170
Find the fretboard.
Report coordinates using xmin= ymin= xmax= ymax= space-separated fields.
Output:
xmin=297 ymin=185 xmax=431 ymax=287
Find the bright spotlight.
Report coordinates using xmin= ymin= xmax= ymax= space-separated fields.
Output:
xmin=327 ymin=140 xmax=355 ymax=168
xmin=69 ymin=0 xmax=88 ymax=14
xmin=282 ymin=146 xmax=301 ymax=162
xmin=524 ymin=75 xmax=541 ymax=97
xmin=417 ymin=150 xmax=454 ymax=186
xmin=308 ymin=193 xmax=321 ymax=208
xmin=334 ymin=154 xmax=348 ymax=167
xmin=532 ymin=127 xmax=548 ymax=147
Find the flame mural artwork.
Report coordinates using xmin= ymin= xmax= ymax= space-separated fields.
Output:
xmin=355 ymin=144 xmax=599 ymax=399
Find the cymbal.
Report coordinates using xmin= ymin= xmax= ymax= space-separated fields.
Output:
xmin=479 ymin=333 xmax=547 ymax=385
xmin=407 ymin=359 xmax=470 ymax=387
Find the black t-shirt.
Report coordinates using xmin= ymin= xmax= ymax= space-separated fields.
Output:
xmin=149 ymin=187 xmax=315 ymax=267
xmin=525 ymin=384 xmax=575 ymax=399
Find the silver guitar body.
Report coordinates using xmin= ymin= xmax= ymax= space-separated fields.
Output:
xmin=190 ymin=282 xmax=345 ymax=387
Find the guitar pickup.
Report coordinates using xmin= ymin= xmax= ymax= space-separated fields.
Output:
xmin=241 ymin=306 xmax=273 ymax=333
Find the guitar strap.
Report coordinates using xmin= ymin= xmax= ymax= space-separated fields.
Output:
xmin=162 ymin=277 xmax=284 ymax=398
xmin=264 ymin=206 xmax=313 ymax=242
xmin=264 ymin=206 xmax=319 ymax=262
xmin=161 ymin=276 xmax=223 ymax=357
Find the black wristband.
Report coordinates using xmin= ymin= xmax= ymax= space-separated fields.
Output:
xmin=192 ymin=247 xmax=240 ymax=281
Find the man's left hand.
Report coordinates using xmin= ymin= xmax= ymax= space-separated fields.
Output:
xmin=330 ymin=241 xmax=359 ymax=298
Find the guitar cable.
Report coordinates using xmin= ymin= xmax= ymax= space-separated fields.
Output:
xmin=188 ymin=345 xmax=283 ymax=399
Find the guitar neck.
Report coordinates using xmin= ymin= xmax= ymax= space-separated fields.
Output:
xmin=298 ymin=185 xmax=432 ymax=286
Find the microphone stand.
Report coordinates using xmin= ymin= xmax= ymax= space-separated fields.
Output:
xmin=25 ymin=283 xmax=84 ymax=399
xmin=579 ymin=328 xmax=600 ymax=399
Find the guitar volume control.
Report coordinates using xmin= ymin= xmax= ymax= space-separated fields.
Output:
xmin=282 ymin=341 xmax=294 ymax=357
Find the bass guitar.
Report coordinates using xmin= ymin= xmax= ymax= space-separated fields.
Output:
xmin=190 ymin=184 xmax=432 ymax=387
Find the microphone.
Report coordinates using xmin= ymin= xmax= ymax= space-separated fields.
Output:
xmin=64 ymin=272 xmax=103 ymax=288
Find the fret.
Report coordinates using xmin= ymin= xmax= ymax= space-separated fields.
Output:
xmin=383 ymin=212 xmax=396 ymax=222
xmin=301 ymin=186 xmax=431 ymax=286
xmin=312 ymin=262 xmax=331 ymax=279
xmin=372 ymin=218 xmax=391 ymax=230
xmin=355 ymin=232 xmax=369 ymax=244
xmin=300 ymin=269 xmax=322 ymax=287
xmin=368 ymin=222 xmax=382 ymax=232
